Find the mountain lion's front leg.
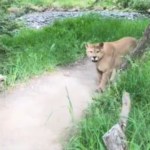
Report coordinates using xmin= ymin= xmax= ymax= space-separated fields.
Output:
xmin=97 ymin=69 xmax=103 ymax=83
xmin=110 ymin=69 xmax=116 ymax=82
xmin=98 ymin=70 xmax=112 ymax=92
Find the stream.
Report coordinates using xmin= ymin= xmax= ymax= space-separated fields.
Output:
xmin=17 ymin=10 xmax=148 ymax=29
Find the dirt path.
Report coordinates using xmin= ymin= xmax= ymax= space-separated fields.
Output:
xmin=0 ymin=58 xmax=97 ymax=150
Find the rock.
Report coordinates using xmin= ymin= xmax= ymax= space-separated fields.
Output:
xmin=16 ymin=10 xmax=148 ymax=29
xmin=147 ymin=9 xmax=150 ymax=13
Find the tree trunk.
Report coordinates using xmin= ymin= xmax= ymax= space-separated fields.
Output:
xmin=121 ymin=24 xmax=150 ymax=70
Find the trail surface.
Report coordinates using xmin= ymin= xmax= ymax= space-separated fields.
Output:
xmin=0 ymin=58 xmax=97 ymax=150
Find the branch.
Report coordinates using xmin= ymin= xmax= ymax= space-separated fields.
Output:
xmin=102 ymin=91 xmax=131 ymax=150
xmin=119 ymin=92 xmax=131 ymax=131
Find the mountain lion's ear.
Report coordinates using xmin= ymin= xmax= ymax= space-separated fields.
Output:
xmin=98 ymin=43 xmax=104 ymax=48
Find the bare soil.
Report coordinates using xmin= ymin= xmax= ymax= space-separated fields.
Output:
xmin=0 ymin=58 xmax=97 ymax=150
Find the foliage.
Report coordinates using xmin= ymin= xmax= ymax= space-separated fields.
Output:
xmin=10 ymin=0 xmax=150 ymax=11
xmin=116 ymin=0 xmax=131 ymax=8
xmin=0 ymin=15 xmax=148 ymax=85
xmin=66 ymin=51 xmax=150 ymax=150
xmin=131 ymin=0 xmax=150 ymax=11
xmin=0 ymin=0 xmax=19 ymax=77
xmin=0 ymin=0 xmax=16 ymax=35
xmin=13 ymin=0 xmax=112 ymax=9
xmin=116 ymin=0 xmax=150 ymax=11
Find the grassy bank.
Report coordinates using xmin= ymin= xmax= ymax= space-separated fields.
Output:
xmin=0 ymin=15 xmax=148 ymax=85
xmin=9 ymin=0 xmax=150 ymax=11
xmin=66 ymin=51 xmax=150 ymax=150
xmin=12 ymin=0 xmax=114 ymax=9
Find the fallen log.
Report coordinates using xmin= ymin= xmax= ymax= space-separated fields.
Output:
xmin=102 ymin=92 xmax=131 ymax=150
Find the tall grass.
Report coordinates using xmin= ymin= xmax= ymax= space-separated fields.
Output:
xmin=0 ymin=15 xmax=148 ymax=85
xmin=66 ymin=52 xmax=150 ymax=150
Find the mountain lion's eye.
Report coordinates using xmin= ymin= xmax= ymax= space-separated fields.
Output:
xmin=89 ymin=51 xmax=93 ymax=53
xmin=96 ymin=51 xmax=100 ymax=53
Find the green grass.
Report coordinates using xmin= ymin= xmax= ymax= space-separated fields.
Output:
xmin=65 ymin=52 xmax=150 ymax=150
xmin=0 ymin=15 xmax=148 ymax=86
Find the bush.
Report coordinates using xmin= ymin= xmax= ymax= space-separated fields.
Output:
xmin=116 ymin=0 xmax=150 ymax=11
xmin=116 ymin=0 xmax=131 ymax=8
xmin=132 ymin=0 xmax=150 ymax=11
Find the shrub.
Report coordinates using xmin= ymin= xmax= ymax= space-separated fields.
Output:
xmin=116 ymin=0 xmax=150 ymax=11
xmin=132 ymin=0 xmax=150 ymax=11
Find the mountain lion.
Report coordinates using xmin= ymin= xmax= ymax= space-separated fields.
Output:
xmin=86 ymin=37 xmax=137 ymax=92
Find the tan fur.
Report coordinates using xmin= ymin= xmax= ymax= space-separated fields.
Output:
xmin=86 ymin=37 xmax=137 ymax=92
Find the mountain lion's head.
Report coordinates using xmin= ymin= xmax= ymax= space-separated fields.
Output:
xmin=86 ymin=43 xmax=104 ymax=62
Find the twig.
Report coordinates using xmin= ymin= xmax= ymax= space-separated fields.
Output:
xmin=65 ymin=86 xmax=74 ymax=122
